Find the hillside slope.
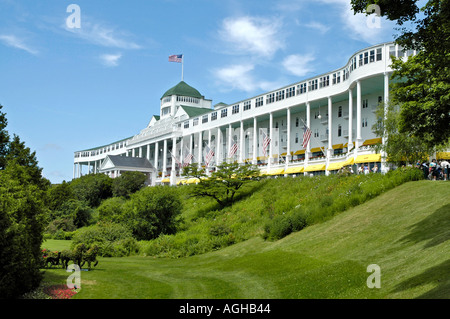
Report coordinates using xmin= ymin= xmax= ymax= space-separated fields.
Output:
xmin=72 ymin=180 xmax=449 ymax=299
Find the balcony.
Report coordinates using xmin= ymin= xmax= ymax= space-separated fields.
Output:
xmin=320 ymin=134 xmax=328 ymax=142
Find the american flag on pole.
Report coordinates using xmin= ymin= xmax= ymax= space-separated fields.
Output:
xmin=228 ymin=141 xmax=238 ymax=158
xmin=302 ymin=125 xmax=312 ymax=149
xmin=182 ymin=147 xmax=194 ymax=167
xmin=262 ymin=130 xmax=271 ymax=156
xmin=169 ymin=54 xmax=183 ymax=63
xmin=205 ymin=145 xmax=215 ymax=167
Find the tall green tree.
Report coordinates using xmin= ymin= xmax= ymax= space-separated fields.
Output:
xmin=112 ymin=171 xmax=147 ymax=198
xmin=0 ymin=105 xmax=10 ymax=170
xmin=70 ymin=173 xmax=113 ymax=207
xmin=0 ymin=105 xmax=48 ymax=298
xmin=372 ymin=101 xmax=431 ymax=165
xmin=183 ymin=162 xmax=260 ymax=208
xmin=351 ymin=0 xmax=450 ymax=149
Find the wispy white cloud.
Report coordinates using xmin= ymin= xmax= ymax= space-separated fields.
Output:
xmin=282 ymin=54 xmax=316 ymax=77
xmin=100 ymin=53 xmax=122 ymax=67
xmin=63 ymin=18 xmax=141 ymax=50
xmin=213 ymin=63 xmax=281 ymax=93
xmin=0 ymin=34 xmax=38 ymax=55
xmin=304 ymin=21 xmax=330 ymax=34
xmin=218 ymin=16 xmax=285 ymax=59
xmin=316 ymin=0 xmax=396 ymax=44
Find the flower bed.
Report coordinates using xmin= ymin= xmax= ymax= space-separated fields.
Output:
xmin=43 ymin=284 xmax=78 ymax=299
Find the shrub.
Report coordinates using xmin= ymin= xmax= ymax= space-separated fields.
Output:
xmin=70 ymin=173 xmax=113 ymax=207
xmin=71 ymin=222 xmax=138 ymax=257
xmin=122 ymin=186 xmax=182 ymax=241
xmin=112 ymin=171 xmax=147 ymax=198
xmin=96 ymin=197 xmax=125 ymax=223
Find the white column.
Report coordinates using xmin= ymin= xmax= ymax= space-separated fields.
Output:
xmin=163 ymin=139 xmax=167 ymax=177
xmin=381 ymin=72 xmax=390 ymax=173
xmin=216 ymin=127 xmax=222 ymax=167
xmin=171 ymin=137 xmax=176 ymax=185
xmin=269 ymin=112 xmax=273 ymax=170
xmin=253 ymin=117 xmax=257 ymax=164
xmin=154 ymin=142 xmax=159 ymax=172
xmin=94 ymin=161 xmax=97 ymax=174
xmin=207 ymin=129 xmax=212 ymax=173
xmin=73 ymin=163 xmax=76 ymax=179
xmin=305 ymin=102 xmax=311 ymax=170
xmin=147 ymin=144 xmax=150 ymax=161
xmin=348 ymin=88 xmax=353 ymax=153
xmin=180 ymin=137 xmax=184 ymax=170
xmin=286 ymin=108 xmax=291 ymax=164
xmin=239 ymin=120 xmax=244 ymax=163
xmin=356 ymin=80 xmax=362 ymax=148
xmin=132 ymin=148 xmax=135 ymax=157
xmin=326 ymin=96 xmax=333 ymax=176
xmin=139 ymin=147 xmax=143 ymax=158
xmin=189 ymin=134 xmax=193 ymax=159
xmin=87 ymin=161 xmax=91 ymax=175
xmin=228 ymin=123 xmax=232 ymax=163
xmin=198 ymin=131 xmax=203 ymax=168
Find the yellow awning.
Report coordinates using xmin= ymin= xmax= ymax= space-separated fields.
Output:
xmin=257 ymin=156 xmax=268 ymax=161
xmin=161 ymin=178 xmax=170 ymax=183
xmin=327 ymin=162 xmax=345 ymax=171
xmin=284 ymin=166 xmax=304 ymax=174
xmin=268 ymin=168 xmax=285 ymax=175
xmin=280 ymin=152 xmax=287 ymax=156
xmin=332 ymin=144 xmax=344 ymax=150
xmin=344 ymin=142 xmax=354 ymax=148
xmin=177 ymin=179 xmax=186 ymax=185
xmin=294 ymin=149 xmax=305 ymax=155
xmin=304 ymin=164 xmax=326 ymax=172
xmin=272 ymin=154 xmax=279 ymax=158
xmin=362 ymin=137 xmax=382 ymax=146
xmin=355 ymin=153 xmax=382 ymax=163
xmin=310 ymin=147 xmax=325 ymax=153
xmin=437 ymin=152 xmax=450 ymax=160
xmin=343 ymin=157 xmax=355 ymax=166
xmin=186 ymin=178 xmax=200 ymax=184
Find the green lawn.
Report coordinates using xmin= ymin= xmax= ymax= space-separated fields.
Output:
xmin=41 ymin=180 xmax=450 ymax=299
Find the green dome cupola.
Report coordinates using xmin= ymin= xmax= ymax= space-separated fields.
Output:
xmin=161 ymin=81 xmax=203 ymax=100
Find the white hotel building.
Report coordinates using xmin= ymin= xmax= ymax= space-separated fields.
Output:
xmin=74 ymin=42 xmax=415 ymax=185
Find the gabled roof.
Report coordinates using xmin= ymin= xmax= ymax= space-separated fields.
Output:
xmin=100 ymin=155 xmax=154 ymax=171
xmin=161 ymin=81 xmax=203 ymax=99
xmin=179 ymin=105 xmax=211 ymax=118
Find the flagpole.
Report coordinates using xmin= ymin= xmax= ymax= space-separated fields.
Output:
xmin=182 ymin=55 xmax=184 ymax=81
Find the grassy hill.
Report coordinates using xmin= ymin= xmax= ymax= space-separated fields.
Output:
xmin=43 ymin=180 xmax=449 ymax=299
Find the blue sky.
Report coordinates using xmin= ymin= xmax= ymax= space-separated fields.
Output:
xmin=0 ymin=0 xmax=403 ymax=184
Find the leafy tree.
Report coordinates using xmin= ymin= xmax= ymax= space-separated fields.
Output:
xmin=372 ymin=101 xmax=431 ymax=165
xmin=70 ymin=173 xmax=113 ymax=207
xmin=0 ymin=163 xmax=47 ymax=298
xmin=0 ymin=105 xmax=9 ymax=170
xmin=46 ymin=181 xmax=74 ymax=212
xmin=97 ymin=197 xmax=126 ymax=223
xmin=0 ymin=104 xmax=49 ymax=298
xmin=122 ymin=186 xmax=182 ymax=240
xmin=112 ymin=171 xmax=147 ymax=198
xmin=182 ymin=162 xmax=260 ymax=208
xmin=351 ymin=0 xmax=450 ymax=149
